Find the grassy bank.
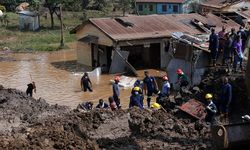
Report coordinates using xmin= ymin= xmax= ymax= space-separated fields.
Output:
xmin=0 ymin=10 xmax=114 ymax=52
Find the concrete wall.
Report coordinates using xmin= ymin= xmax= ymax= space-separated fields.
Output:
xmin=167 ymin=58 xmax=206 ymax=89
xmin=156 ymin=3 xmax=183 ymax=14
xmin=137 ymin=3 xmax=157 ymax=15
xmin=76 ymin=23 xmax=113 ymax=65
xmin=76 ymin=23 xmax=113 ymax=46
xmin=76 ymin=41 xmax=92 ymax=66
xmin=19 ymin=15 xmax=39 ymax=31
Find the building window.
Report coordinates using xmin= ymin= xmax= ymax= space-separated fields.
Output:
xmin=145 ymin=4 xmax=147 ymax=8
xmin=138 ymin=4 xmax=143 ymax=11
xmin=162 ymin=5 xmax=167 ymax=12
xmin=173 ymin=5 xmax=178 ymax=12
xmin=149 ymin=5 xmax=153 ymax=11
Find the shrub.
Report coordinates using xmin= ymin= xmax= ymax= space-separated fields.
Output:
xmin=0 ymin=5 xmax=6 ymax=12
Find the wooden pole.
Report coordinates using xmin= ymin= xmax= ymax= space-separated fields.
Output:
xmin=59 ymin=4 xmax=64 ymax=47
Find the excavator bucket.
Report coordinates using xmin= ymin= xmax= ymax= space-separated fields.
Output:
xmin=212 ymin=122 xmax=250 ymax=149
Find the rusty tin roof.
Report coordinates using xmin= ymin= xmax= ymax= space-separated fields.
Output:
xmin=136 ymin=0 xmax=184 ymax=3
xmin=200 ymin=0 xmax=243 ymax=9
xmin=86 ymin=13 xmax=239 ymax=41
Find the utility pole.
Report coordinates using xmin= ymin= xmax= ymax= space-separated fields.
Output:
xmin=59 ymin=4 xmax=64 ymax=47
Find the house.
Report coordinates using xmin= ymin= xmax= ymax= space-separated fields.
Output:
xmin=135 ymin=0 xmax=202 ymax=15
xmin=200 ymin=0 xmax=250 ymax=27
xmin=70 ymin=13 xmax=239 ymax=85
xmin=199 ymin=0 xmax=243 ymax=13
xmin=135 ymin=0 xmax=188 ymax=15
xmin=17 ymin=10 xmax=39 ymax=31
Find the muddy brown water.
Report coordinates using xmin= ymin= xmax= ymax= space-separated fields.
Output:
xmin=0 ymin=50 xmax=166 ymax=109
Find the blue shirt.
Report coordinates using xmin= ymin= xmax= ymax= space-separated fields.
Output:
xmin=161 ymin=81 xmax=170 ymax=96
xmin=112 ymin=83 xmax=120 ymax=97
xmin=209 ymin=33 xmax=219 ymax=51
xmin=221 ymin=83 xmax=232 ymax=105
xmin=143 ymin=76 xmax=156 ymax=92
xmin=129 ymin=94 xmax=143 ymax=109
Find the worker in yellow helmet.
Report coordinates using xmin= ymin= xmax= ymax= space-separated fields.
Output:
xmin=129 ymin=86 xmax=144 ymax=109
xmin=205 ymin=93 xmax=217 ymax=125
xmin=151 ymin=102 xmax=161 ymax=109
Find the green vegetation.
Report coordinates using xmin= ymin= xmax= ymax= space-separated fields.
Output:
xmin=0 ymin=12 xmax=81 ymax=51
xmin=0 ymin=0 xmax=133 ymax=52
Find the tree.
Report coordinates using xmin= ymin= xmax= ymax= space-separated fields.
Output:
xmin=43 ymin=0 xmax=61 ymax=28
xmin=119 ymin=0 xmax=131 ymax=16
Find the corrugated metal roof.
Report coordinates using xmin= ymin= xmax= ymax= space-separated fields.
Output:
xmin=200 ymin=0 xmax=243 ymax=9
xmin=88 ymin=13 xmax=239 ymax=41
xmin=136 ymin=0 xmax=184 ymax=3
xmin=236 ymin=10 xmax=250 ymax=21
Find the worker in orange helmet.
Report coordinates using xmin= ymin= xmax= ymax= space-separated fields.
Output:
xmin=156 ymin=75 xmax=170 ymax=104
xmin=112 ymin=76 xmax=121 ymax=108
xmin=175 ymin=69 xmax=189 ymax=89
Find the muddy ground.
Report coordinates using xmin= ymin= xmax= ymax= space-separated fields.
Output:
xmin=0 ymin=68 xmax=249 ymax=149
xmin=0 ymin=84 xmax=213 ymax=150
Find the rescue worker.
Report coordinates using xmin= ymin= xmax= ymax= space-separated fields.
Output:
xmin=223 ymin=33 xmax=233 ymax=68
xmin=112 ymin=76 xmax=121 ymax=108
xmin=237 ymin=26 xmax=247 ymax=51
xmin=233 ymin=35 xmax=243 ymax=72
xmin=143 ymin=71 xmax=159 ymax=108
xmin=26 ymin=81 xmax=36 ymax=97
xmin=157 ymin=75 xmax=170 ymax=104
xmin=220 ymin=77 xmax=232 ymax=123
xmin=108 ymin=96 xmax=117 ymax=111
xmin=175 ymin=69 xmax=189 ymax=90
xmin=77 ymin=102 xmax=93 ymax=112
xmin=229 ymin=28 xmax=237 ymax=64
xmin=81 ymin=72 xmax=93 ymax=92
xmin=209 ymin=28 xmax=219 ymax=66
xmin=151 ymin=102 xmax=161 ymax=110
xmin=129 ymin=86 xmax=144 ymax=109
xmin=134 ymin=79 xmax=144 ymax=92
xmin=96 ymin=99 xmax=109 ymax=109
xmin=218 ymin=26 xmax=226 ymax=62
xmin=205 ymin=93 xmax=217 ymax=125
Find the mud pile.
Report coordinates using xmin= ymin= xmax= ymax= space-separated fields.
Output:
xmin=0 ymin=85 xmax=212 ymax=149
xmin=199 ymin=68 xmax=250 ymax=122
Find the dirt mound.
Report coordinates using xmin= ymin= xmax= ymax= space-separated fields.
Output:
xmin=199 ymin=68 xmax=250 ymax=123
xmin=0 ymin=85 xmax=213 ymax=149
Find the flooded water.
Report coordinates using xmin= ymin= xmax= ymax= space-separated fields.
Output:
xmin=0 ymin=50 xmax=166 ymax=109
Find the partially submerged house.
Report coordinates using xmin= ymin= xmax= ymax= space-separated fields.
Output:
xmin=17 ymin=10 xmax=39 ymax=31
xmin=70 ymin=13 xmax=239 ymax=86
xmin=135 ymin=0 xmax=201 ymax=15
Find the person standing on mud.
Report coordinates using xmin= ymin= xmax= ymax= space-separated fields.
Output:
xmin=26 ymin=81 xmax=36 ymax=97
xmin=157 ymin=75 xmax=170 ymax=104
xmin=229 ymin=28 xmax=237 ymax=64
xmin=81 ymin=72 xmax=93 ymax=92
xmin=209 ymin=28 xmax=219 ymax=66
xmin=112 ymin=76 xmax=121 ymax=108
xmin=143 ymin=71 xmax=159 ymax=108
xmin=175 ymin=69 xmax=189 ymax=90
xmin=205 ymin=93 xmax=217 ymax=125
xmin=220 ymin=77 xmax=232 ymax=123
xmin=218 ymin=26 xmax=226 ymax=62
xmin=233 ymin=35 xmax=243 ymax=72
xmin=223 ymin=33 xmax=233 ymax=68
